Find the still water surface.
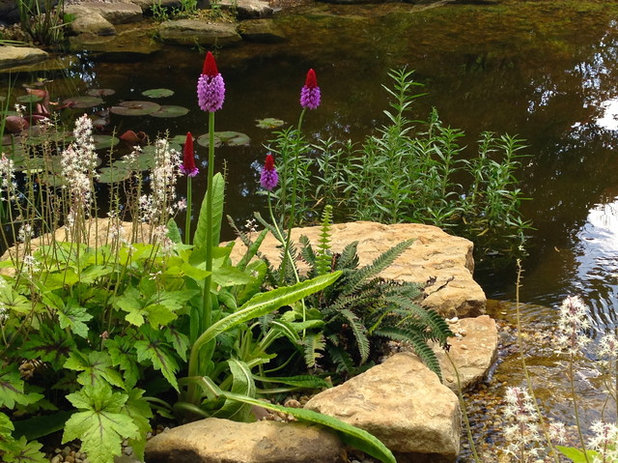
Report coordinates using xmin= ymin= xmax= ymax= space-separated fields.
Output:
xmin=2 ymin=0 xmax=618 ymax=334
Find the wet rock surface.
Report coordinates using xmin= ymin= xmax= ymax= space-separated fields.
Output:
xmin=0 ymin=45 xmax=48 ymax=70
xmin=158 ymin=19 xmax=242 ymax=46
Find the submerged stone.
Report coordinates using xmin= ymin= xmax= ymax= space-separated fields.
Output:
xmin=238 ymin=19 xmax=286 ymax=43
xmin=158 ymin=19 xmax=242 ymax=46
xmin=0 ymin=45 xmax=48 ymax=70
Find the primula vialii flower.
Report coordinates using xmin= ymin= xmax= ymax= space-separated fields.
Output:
xmin=197 ymin=51 xmax=225 ymax=112
xmin=300 ymin=68 xmax=321 ymax=110
xmin=260 ymin=154 xmax=279 ymax=191
xmin=180 ymin=132 xmax=198 ymax=177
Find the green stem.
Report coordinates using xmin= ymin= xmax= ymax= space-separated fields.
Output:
xmin=569 ymin=355 xmax=590 ymax=463
xmin=267 ymin=193 xmax=299 ymax=283
xmin=185 ymin=176 xmax=193 ymax=245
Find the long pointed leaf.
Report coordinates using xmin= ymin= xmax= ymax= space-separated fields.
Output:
xmin=220 ymin=391 xmax=395 ymax=463
xmin=194 ymin=172 xmax=225 ymax=251
xmin=193 ymin=272 xmax=341 ymax=353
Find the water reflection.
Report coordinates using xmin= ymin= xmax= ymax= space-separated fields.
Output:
xmin=575 ymin=196 xmax=618 ymax=330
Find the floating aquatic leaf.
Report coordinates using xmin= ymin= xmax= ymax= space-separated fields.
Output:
xmin=256 ymin=117 xmax=285 ymax=129
xmin=110 ymin=101 xmax=161 ymax=116
xmin=63 ymin=96 xmax=105 ymax=109
xmin=87 ymin=88 xmax=116 ymax=97
xmin=24 ymin=131 xmax=73 ymax=146
xmin=150 ymin=105 xmax=189 ymax=118
xmin=93 ymin=135 xmax=120 ymax=150
xmin=197 ymin=131 xmax=251 ymax=148
xmin=142 ymin=88 xmax=174 ymax=98
xmin=97 ymin=166 xmax=132 ymax=184
xmin=169 ymin=134 xmax=192 ymax=145
xmin=16 ymin=94 xmax=43 ymax=104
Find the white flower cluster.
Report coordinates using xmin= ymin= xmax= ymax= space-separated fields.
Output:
xmin=502 ymin=386 xmax=545 ymax=462
xmin=556 ymin=295 xmax=592 ymax=355
xmin=589 ymin=420 xmax=618 ymax=463
xmin=17 ymin=224 xmax=33 ymax=243
xmin=152 ymin=224 xmax=174 ymax=256
xmin=139 ymin=139 xmax=181 ymax=225
xmin=0 ymin=152 xmax=17 ymax=202
xmin=61 ymin=115 xmax=99 ymax=217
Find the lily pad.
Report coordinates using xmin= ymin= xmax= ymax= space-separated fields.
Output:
xmin=197 ymin=131 xmax=251 ymax=148
xmin=150 ymin=105 xmax=189 ymax=118
xmin=63 ymin=96 xmax=105 ymax=109
xmin=16 ymin=94 xmax=43 ymax=104
xmin=142 ymin=88 xmax=174 ymax=98
xmin=110 ymin=101 xmax=161 ymax=116
xmin=87 ymin=88 xmax=116 ymax=97
xmin=97 ymin=166 xmax=132 ymax=184
xmin=256 ymin=117 xmax=285 ymax=129
xmin=93 ymin=135 xmax=120 ymax=150
xmin=169 ymin=134 xmax=193 ymax=145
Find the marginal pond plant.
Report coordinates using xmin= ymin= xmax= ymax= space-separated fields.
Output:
xmin=0 ymin=52 xmax=402 ymax=463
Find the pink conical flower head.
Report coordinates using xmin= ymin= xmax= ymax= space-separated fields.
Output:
xmin=260 ymin=154 xmax=279 ymax=191
xmin=300 ymin=68 xmax=321 ymax=110
xmin=197 ymin=51 xmax=225 ymax=112
xmin=180 ymin=132 xmax=198 ymax=177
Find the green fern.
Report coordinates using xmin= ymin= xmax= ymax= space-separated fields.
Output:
xmin=316 ymin=205 xmax=333 ymax=276
xmin=302 ymin=332 xmax=325 ymax=368
xmin=374 ymin=326 xmax=444 ymax=381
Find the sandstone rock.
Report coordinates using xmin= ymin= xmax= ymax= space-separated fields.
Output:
xmin=158 ymin=19 xmax=241 ymax=46
xmin=238 ymin=18 xmax=285 ymax=42
xmin=436 ymin=315 xmax=498 ymax=391
xmin=304 ymin=352 xmax=461 ymax=461
xmin=68 ymin=12 xmax=116 ymax=36
xmin=219 ymin=0 xmax=273 ymax=19
xmin=65 ymin=2 xmax=144 ymax=24
xmin=227 ymin=221 xmax=486 ymax=317
xmin=0 ymin=45 xmax=48 ymax=70
xmin=144 ymin=417 xmax=346 ymax=463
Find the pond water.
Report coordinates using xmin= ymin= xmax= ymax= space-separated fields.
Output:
xmin=1 ymin=0 xmax=617 ymax=456
xmin=2 ymin=1 xmax=617 ymax=325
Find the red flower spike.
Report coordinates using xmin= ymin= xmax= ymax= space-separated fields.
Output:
xmin=264 ymin=153 xmax=275 ymax=170
xmin=181 ymin=132 xmax=198 ymax=176
xmin=202 ymin=51 xmax=219 ymax=77
xmin=304 ymin=69 xmax=317 ymax=89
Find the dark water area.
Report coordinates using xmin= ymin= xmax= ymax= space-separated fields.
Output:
xmin=2 ymin=0 xmax=618 ymax=334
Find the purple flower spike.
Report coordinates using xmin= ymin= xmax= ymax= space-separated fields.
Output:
xmin=197 ymin=52 xmax=225 ymax=112
xmin=260 ymin=154 xmax=279 ymax=191
xmin=300 ymin=68 xmax=321 ymax=110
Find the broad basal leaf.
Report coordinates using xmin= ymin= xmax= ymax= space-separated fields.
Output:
xmin=134 ymin=327 xmax=179 ymax=391
xmin=213 ymin=359 xmax=255 ymax=421
xmin=105 ymin=337 xmax=140 ymax=389
xmin=1 ymin=435 xmax=47 ymax=463
xmin=120 ymin=388 xmax=152 ymax=461
xmin=163 ymin=326 xmax=190 ymax=362
xmin=64 ymin=351 xmax=124 ymax=390
xmin=63 ymin=383 xmax=139 ymax=463
xmin=56 ymin=299 xmax=93 ymax=339
xmin=22 ymin=325 xmax=76 ymax=369
xmin=0 ymin=365 xmax=44 ymax=409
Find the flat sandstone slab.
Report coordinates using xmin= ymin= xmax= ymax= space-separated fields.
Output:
xmin=229 ymin=221 xmax=486 ymax=317
xmin=0 ymin=46 xmax=48 ymax=70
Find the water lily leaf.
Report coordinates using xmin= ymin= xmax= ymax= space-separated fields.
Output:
xmin=87 ymin=88 xmax=116 ymax=97
xmin=169 ymin=134 xmax=192 ymax=145
xmin=110 ymin=101 xmax=161 ymax=116
xmin=24 ymin=131 xmax=73 ymax=146
xmin=197 ymin=131 xmax=251 ymax=148
xmin=142 ymin=88 xmax=174 ymax=98
xmin=93 ymin=135 xmax=120 ymax=150
xmin=16 ymin=94 xmax=43 ymax=104
xmin=256 ymin=117 xmax=285 ymax=129
xmin=98 ymin=167 xmax=132 ymax=184
xmin=150 ymin=105 xmax=189 ymax=118
xmin=63 ymin=96 xmax=105 ymax=109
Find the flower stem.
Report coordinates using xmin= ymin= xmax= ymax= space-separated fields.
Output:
xmin=569 ymin=355 xmax=590 ymax=463
xmin=185 ymin=176 xmax=193 ymax=245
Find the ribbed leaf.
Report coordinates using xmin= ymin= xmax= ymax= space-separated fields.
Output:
xmin=194 ymin=172 xmax=225 ymax=252
xmin=215 ymin=359 xmax=255 ymax=421
xmin=192 ymin=272 xmax=341 ymax=354
xmin=219 ymin=392 xmax=395 ymax=463
xmin=253 ymin=374 xmax=330 ymax=390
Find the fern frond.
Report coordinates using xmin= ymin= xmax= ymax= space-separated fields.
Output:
xmin=374 ymin=326 xmax=443 ymax=382
xmin=342 ymin=239 xmax=414 ymax=295
xmin=302 ymin=333 xmax=325 ymax=368
xmin=338 ymin=308 xmax=370 ymax=364
xmin=299 ymin=235 xmax=317 ymax=278
xmin=326 ymin=345 xmax=356 ymax=374
xmin=316 ymin=205 xmax=334 ymax=276
xmin=385 ymin=295 xmax=453 ymax=343
xmin=335 ymin=242 xmax=360 ymax=271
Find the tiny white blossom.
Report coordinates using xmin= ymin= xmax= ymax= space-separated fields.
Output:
xmin=555 ymin=295 xmax=591 ymax=355
xmin=17 ymin=224 xmax=33 ymax=243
